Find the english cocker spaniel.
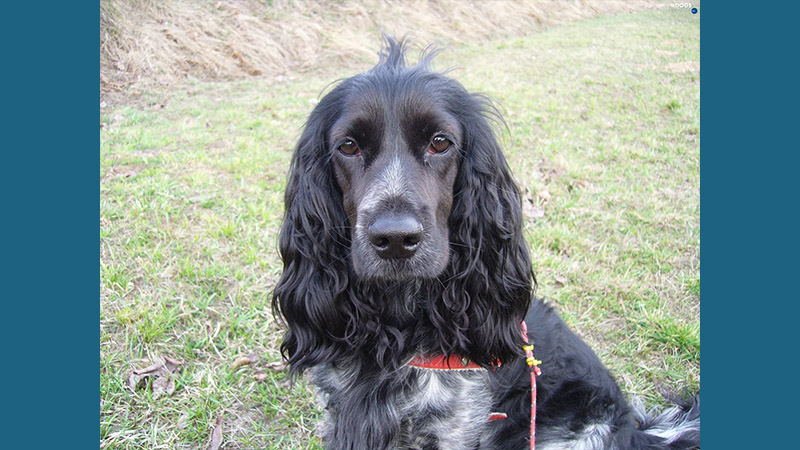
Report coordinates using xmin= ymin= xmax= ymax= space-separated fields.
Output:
xmin=272 ymin=38 xmax=699 ymax=450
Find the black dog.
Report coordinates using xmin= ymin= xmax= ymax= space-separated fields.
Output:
xmin=273 ymin=38 xmax=699 ymax=450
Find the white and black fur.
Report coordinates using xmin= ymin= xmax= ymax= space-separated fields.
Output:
xmin=272 ymin=37 xmax=699 ymax=450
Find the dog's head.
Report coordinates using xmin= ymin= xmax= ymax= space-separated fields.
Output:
xmin=273 ymin=38 xmax=533 ymax=372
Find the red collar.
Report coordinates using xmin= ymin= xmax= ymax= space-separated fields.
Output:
xmin=406 ymin=353 xmax=485 ymax=370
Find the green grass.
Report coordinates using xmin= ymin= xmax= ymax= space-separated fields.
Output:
xmin=101 ymin=9 xmax=699 ymax=449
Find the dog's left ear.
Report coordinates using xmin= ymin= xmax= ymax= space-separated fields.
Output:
xmin=431 ymin=95 xmax=534 ymax=366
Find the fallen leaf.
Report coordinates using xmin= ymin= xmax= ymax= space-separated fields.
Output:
xmin=554 ymin=274 xmax=568 ymax=287
xmin=127 ymin=373 xmax=147 ymax=391
xmin=231 ymin=351 xmax=259 ymax=371
xmin=128 ymin=357 xmax=183 ymax=398
xmin=254 ymin=360 xmax=287 ymax=380
xmin=537 ymin=190 xmax=551 ymax=203
xmin=231 ymin=357 xmax=251 ymax=370
xmin=163 ymin=356 xmax=183 ymax=368
xmin=264 ymin=360 xmax=287 ymax=371
xmin=132 ymin=360 xmax=165 ymax=376
xmin=206 ymin=415 xmax=224 ymax=450
xmin=253 ymin=371 xmax=269 ymax=382
xmin=151 ymin=375 xmax=176 ymax=399
xmin=523 ymin=201 xmax=545 ymax=220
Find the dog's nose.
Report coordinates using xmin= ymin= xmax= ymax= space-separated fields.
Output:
xmin=367 ymin=215 xmax=424 ymax=259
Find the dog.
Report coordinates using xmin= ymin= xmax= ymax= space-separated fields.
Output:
xmin=272 ymin=37 xmax=699 ymax=450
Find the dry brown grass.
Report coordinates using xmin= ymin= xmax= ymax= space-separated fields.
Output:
xmin=100 ymin=0 xmax=658 ymax=96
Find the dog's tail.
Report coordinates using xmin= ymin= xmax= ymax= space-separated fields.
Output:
xmin=623 ymin=394 xmax=700 ymax=449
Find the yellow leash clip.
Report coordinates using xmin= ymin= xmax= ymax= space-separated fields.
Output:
xmin=523 ymin=344 xmax=542 ymax=368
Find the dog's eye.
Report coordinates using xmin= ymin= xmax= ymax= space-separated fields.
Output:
xmin=338 ymin=139 xmax=360 ymax=156
xmin=429 ymin=136 xmax=452 ymax=154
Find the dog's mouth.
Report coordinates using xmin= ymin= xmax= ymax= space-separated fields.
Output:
xmin=352 ymin=252 xmax=450 ymax=284
xmin=352 ymin=251 xmax=449 ymax=282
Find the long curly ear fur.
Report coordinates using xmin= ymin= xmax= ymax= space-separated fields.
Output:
xmin=422 ymin=93 xmax=535 ymax=367
xmin=272 ymin=86 xmax=353 ymax=376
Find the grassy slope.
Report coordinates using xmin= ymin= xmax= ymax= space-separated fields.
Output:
xmin=100 ymin=10 xmax=699 ymax=449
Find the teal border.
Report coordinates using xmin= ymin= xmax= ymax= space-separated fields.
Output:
xmin=3 ymin=3 xmax=99 ymax=448
xmin=702 ymin=3 xmax=797 ymax=448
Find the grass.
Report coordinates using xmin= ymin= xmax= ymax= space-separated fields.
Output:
xmin=100 ymin=9 xmax=699 ymax=449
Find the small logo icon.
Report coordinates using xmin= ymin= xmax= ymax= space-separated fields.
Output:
xmin=691 ymin=7 xmax=698 ymax=14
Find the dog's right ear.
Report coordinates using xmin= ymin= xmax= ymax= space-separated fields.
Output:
xmin=272 ymin=89 xmax=351 ymax=376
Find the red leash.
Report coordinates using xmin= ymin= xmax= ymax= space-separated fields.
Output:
xmin=521 ymin=320 xmax=541 ymax=450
